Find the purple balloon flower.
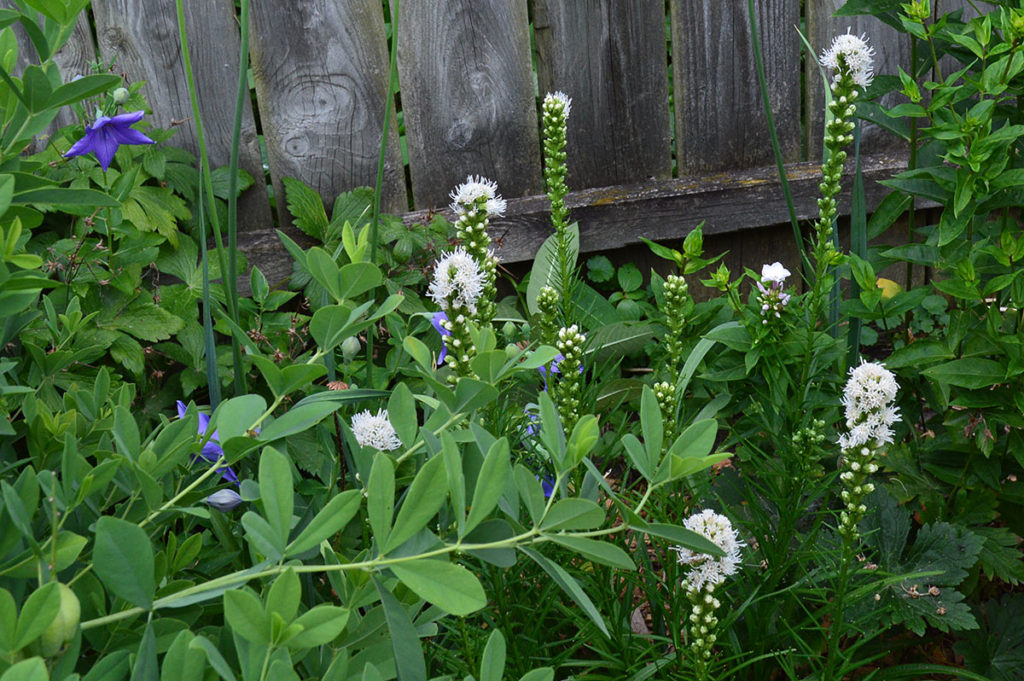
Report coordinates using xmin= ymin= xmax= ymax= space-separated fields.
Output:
xmin=176 ymin=401 xmax=238 ymax=484
xmin=431 ymin=311 xmax=451 ymax=365
xmin=64 ymin=110 xmax=155 ymax=171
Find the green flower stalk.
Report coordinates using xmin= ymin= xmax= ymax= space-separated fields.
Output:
xmin=540 ymin=91 xmax=576 ymax=330
xmin=428 ymin=247 xmax=486 ymax=380
xmin=810 ymin=32 xmax=875 ymax=321
xmin=553 ymin=324 xmax=585 ymax=432
xmin=449 ymin=176 xmax=506 ymax=325
xmin=661 ymin=273 xmax=690 ymax=376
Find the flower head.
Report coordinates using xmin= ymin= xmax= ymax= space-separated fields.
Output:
xmin=176 ymin=401 xmax=238 ymax=484
xmin=64 ymin=110 xmax=155 ymax=171
xmin=543 ymin=91 xmax=572 ymax=119
xmin=760 ymin=262 xmax=791 ymax=286
xmin=672 ymin=509 xmax=744 ymax=592
xmin=428 ymin=247 xmax=486 ymax=313
xmin=205 ymin=489 xmax=243 ymax=512
xmin=449 ymin=175 xmax=507 ymax=217
xmin=351 ymin=409 xmax=402 ymax=451
xmin=839 ymin=361 xmax=901 ymax=449
xmin=820 ymin=30 xmax=875 ymax=89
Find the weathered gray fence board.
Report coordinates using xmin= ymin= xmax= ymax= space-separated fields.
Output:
xmin=806 ymin=0 xmax=909 ymax=158
xmin=532 ymin=0 xmax=671 ymax=188
xmin=92 ymin=0 xmax=270 ymax=230
xmin=670 ymin=0 xmax=800 ymax=174
xmin=250 ymin=0 xmax=406 ymax=223
xmin=397 ymin=0 xmax=540 ymax=208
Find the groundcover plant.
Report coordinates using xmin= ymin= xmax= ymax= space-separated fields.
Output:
xmin=0 ymin=1 xmax=1022 ymax=681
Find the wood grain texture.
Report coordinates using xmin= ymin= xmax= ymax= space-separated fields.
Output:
xmin=805 ymin=0 xmax=910 ymax=158
xmin=532 ymin=0 xmax=671 ymax=188
xmin=670 ymin=0 xmax=800 ymax=174
xmin=397 ymin=0 xmax=540 ymax=208
xmin=92 ymin=0 xmax=270 ymax=229
xmin=235 ymin=153 xmax=918 ymax=278
xmin=6 ymin=5 xmax=97 ymax=148
xmin=250 ymin=0 xmax=406 ymax=222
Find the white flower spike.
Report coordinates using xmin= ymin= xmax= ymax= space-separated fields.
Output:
xmin=449 ymin=175 xmax=506 ymax=217
xmin=672 ymin=509 xmax=744 ymax=592
xmin=351 ymin=409 xmax=402 ymax=451
xmin=543 ymin=91 xmax=572 ymax=118
xmin=839 ymin=360 xmax=901 ymax=450
xmin=820 ymin=30 xmax=875 ymax=89
xmin=427 ymin=247 xmax=486 ymax=313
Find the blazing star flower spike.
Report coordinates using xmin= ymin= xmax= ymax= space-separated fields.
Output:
xmin=672 ymin=509 xmax=744 ymax=592
xmin=543 ymin=90 xmax=572 ymax=118
xmin=839 ymin=360 xmax=901 ymax=449
xmin=820 ymin=30 xmax=875 ymax=89
xmin=760 ymin=262 xmax=791 ymax=285
xmin=427 ymin=247 xmax=486 ymax=313
xmin=351 ymin=409 xmax=403 ymax=451
xmin=64 ymin=110 xmax=155 ymax=171
xmin=449 ymin=175 xmax=507 ymax=217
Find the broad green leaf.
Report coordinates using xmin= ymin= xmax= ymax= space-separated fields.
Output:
xmin=101 ymin=303 xmax=184 ymax=343
xmin=540 ymin=498 xmax=604 ymax=531
xmin=0 ymin=658 xmax=48 ymax=681
xmin=549 ymin=535 xmax=636 ymax=570
xmin=389 ymin=559 xmax=486 ymax=616
xmin=130 ymin=620 xmax=157 ymax=681
xmin=567 ymin=415 xmax=600 ymax=467
xmin=283 ymin=177 xmax=329 ymax=241
xmin=387 ymin=383 xmax=417 ymax=447
xmin=513 ymin=465 xmax=545 ymax=525
xmin=187 ymin=636 xmax=237 ymax=681
xmin=13 ymin=582 xmax=60 ymax=650
xmin=265 ymin=569 xmax=301 ymax=624
xmin=286 ymin=605 xmax=350 ymax=648
xmin=93 ymin=517 xmax=155 ymax=609
xmin=310 ymin=301 xmax=374 ymax=351
xmin=241 ymin=512 xmax=283 ymax=560
xmin=47 ymin=73 xmax=120 ymax=109
xmin=212 ymin=395 xmax=266 ymax=442
xmin=922 ymin=358 xmax=1005 ymax=389
xmin=258 ymin=447 xmax=294 ymax=548
xmin=0 ymin=588 xmax=15 ymax=651
xmin=519 ymin=670 xmax=555 ymax=681
xmin=373 ymin=579 xmax=426 ymax=681
xmin=384 ymin=454 xmax=446 ymax=553
xmin=638 ymin=522 xmax=724 ymax=556
xmin=480 ymin=629 xmax=506 ymax=681
xmin=464 ymin=438 xmax=510 ymax=536
xmin=367 ymin=453 xmax=395 ymax=548
xmin=668 ymin=419 xmax=718 ymax=459
xmin=286 ymin=490 xmax=362 ymax=556
xmin=259 ymin=401 xmax=340 ymax=442
xmin=640 ymin=385 xmax=663 ymax=460
xmin=160 ymin=631 xmax=206 ymax=681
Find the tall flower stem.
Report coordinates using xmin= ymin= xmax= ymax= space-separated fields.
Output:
xmin=540 ymin=92 xmax=574 ymax=334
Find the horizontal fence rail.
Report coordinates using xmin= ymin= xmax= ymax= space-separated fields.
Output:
xmin=10 ymin=0 xmax=968 ymax=282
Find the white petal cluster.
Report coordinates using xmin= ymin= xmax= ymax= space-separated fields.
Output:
xmin=543 ymin=90 xmax=572 ymax=118
xmin=672 ymin=509 xmax=744 ymax=592
xmin=820 ymin=30 xmax=875 ymax=88
xmin=839 ymin=361 xmax=901 ymax=450
xmin=428 ymin=247 xmax=486 ymax=313
xmin=760 ymin=262 xmax=791 ymax=285
xmin=351 ymin=409 xmax=402 ymax=451
xmin=449 ymin=175 xmax=507 ymax=217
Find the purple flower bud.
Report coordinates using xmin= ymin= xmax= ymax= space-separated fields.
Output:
xmin=205 ymin=489 xmax=243 ymax=512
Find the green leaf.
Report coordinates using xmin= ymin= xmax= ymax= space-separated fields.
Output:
xmin=527 ymin=223 xmax=579 ymax=315
xmin=93 ymin=517 xmax=155 ymax=609
xmin=212 ymin=395 xmax=266 ymax=442
xmin=187 ymin=636 xmax=237 ymax=681
xmin=549 ymin=536 xmax=635 ymax=570
xmin=640 ymin=385 xmax=663 ymax=462
xmin=389 ymin=559 xmax=486 ymax=616
xmin=47 ymin=73 xmax=121 ymax=109
xmin=387 ymin=383 xmax=417 ymax=448
xmin=384 ymin=454 xmax=447 ymax=553
xmin=373 ymin=578 xmax=426 ymax=681
xmin=310 ymin=301 xmax=374 ymax=351
xmin=286 ymin=490 xmax=362 ymax=556
xmin=101 ymin=302 xmax=185 ymax=342
xmin=566 ymin=415 xmax=600 ymax=467
xmin=13 ymin=582 xmax=60 ymax=650
xmin=0 ymin=588 xmax=15 ymax=651
xmin=286 ymin=605 xmax=350 ymax=648
xmin=130 ymin=620 xmax=158 ymax=681
xmin=668 ymin=419 xmax=718 ymax=460
xmin=258 ymin=447 xmax=294 ymax=548
xmin=635 ymin=522 xmax=724 ymax=557
xmin=259 ymin=401 xmax=340 ymax=442
xmin=283 ymin=177 xmax=329 ymax=241
xmin=922 ymin=358 xmax=1004 ymax=389
xmin=0 ymin=658 xmax=48 ymax=681
xmin=519 ymin=670 xmax=555 ymax=681
xmin=464 ymin=438 xmax=510 ymax=536
xmin=241 ymin=512 xmax=283 ymax=560
xmin=540 ymin=498 xmax=605 ymax=531
xmin=520 ymin=547 xmax=608 ymax=637
xmin=160 ymin=631 xmax=206 ymax=681
xmin=367 ymin=453 xmax=394 ymax=547
xmin=480 ymin=629 xmax=506 ymax=681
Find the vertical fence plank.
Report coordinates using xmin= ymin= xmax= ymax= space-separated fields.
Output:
xmin=250 ymin=0 xmax=406 ymax=222
xmin=92 ymin=0 xmax=271 ymax=229
xmin=806 ymin=0 xmax=909 ymax=158
xmin=532 ymin=0 xmax=671 ymax=189
xmin=397 ymin=0 xmax=540 ymax=209
xmin=670 ymin=0 xmax=800 ymax=175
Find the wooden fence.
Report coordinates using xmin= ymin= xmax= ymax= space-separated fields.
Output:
xmin=13 ymin=1 xmax=969 ymax=284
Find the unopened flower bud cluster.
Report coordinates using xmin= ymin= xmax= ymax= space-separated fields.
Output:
xmin=654 ymin=380 xmax=677 ymax=448
xmin=662 ymin=274 xmax=690 ymax=373
xmin=553 ymin=324 xmax=586 ymax=431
